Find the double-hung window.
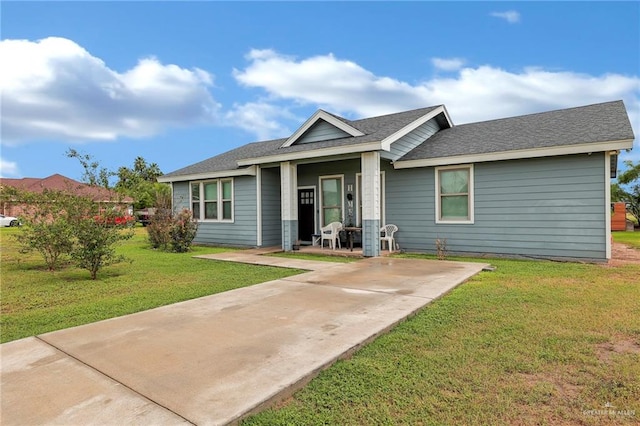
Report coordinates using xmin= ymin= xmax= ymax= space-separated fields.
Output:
xmin=191 ymin=179 xmax=234 ymax=221
xmin=435 ymin=165 xmax=474 ymax=224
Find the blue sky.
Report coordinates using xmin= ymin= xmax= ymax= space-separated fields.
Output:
xmin=1 ymin=1 xmax=639 ymax=182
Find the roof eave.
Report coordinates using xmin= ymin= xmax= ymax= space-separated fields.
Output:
xmin=393 ymin=138 xmax=634 ymax=169
xmin=238 ymin=142 xmax=382 ymax=166
xmin=157 ymin=166 xmax=257 ymax=183
xmin=380 ymin=105 xmax=453 ymax=151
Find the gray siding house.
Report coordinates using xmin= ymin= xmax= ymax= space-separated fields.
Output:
xmin=159 ymin=100 xmax=634 ymax=261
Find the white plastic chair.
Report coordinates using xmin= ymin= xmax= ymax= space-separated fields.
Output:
xmin=321 ymin=222 xmax=343 ymax=250
xmin=380 ymin=224 xmax=398 ymax=252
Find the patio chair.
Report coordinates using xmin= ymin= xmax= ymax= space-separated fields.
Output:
xmin=321 ymin=222 xmax=343 ymax=250
xmin=380 ymin=224 xmax=398 ymax=252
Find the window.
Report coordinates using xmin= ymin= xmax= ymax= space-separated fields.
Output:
xmin=191 ymin=183 xmax=200 ymax=219
xmin=191 ymin=179 xmax=234 ymax=222
xmin=320 ymin=176 xmax=343 ymax=226
xmin=436 ymin=165 xmax=474 ymax=223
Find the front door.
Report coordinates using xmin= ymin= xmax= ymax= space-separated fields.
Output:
xmin=298 ymin=188 xmax=315 ymax=242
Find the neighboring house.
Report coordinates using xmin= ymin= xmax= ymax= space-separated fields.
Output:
xmin=0 ymin=174 xmax=133 ymax=217
xmin=159 ymin=100 xmax=634 ymax=261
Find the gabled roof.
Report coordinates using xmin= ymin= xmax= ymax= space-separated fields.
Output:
xmin=0 ymin=174 xmax=133 ymax=203
xmin=396 ymin=100 xmax=634 ymax=167
xmin=281 ymin=109 xmax=365 ymax=147
xmin=160 ymin=100 xmax=634 ymax=182
xmin=161 ymin=105 xmax=448 ymax=180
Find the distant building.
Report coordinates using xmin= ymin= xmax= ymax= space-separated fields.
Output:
xmin=0 ymin=174 xmax=133 ymax=217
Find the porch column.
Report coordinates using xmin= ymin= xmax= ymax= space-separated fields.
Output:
xmin=361 ymin=152 xmax=381 ymax=257
xmin=280 ymin=161 xmax=298 ymax=251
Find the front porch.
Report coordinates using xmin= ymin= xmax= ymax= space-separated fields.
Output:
xmin=279 ymin=152 xmax=384 ymax=257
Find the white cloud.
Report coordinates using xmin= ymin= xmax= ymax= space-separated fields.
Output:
xmin=0 ymin=37 xmax=220 ymax=145
xmin=224 ymin=102 xmax=296 ymax=140
xmin=232 ymin=49 xmax=640 ymax=156
xmin=491 ymin=10 xmax=521 ymax=24
xmin=432 ymin=57 xmax=466 ymax=72
xmin=0 ymin=158 xmax=20 ymax=177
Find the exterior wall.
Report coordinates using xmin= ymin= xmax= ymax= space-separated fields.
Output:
xmin=386 ymin=118 xmax=440 ymax=161
xmin=297 ymin=159 xmax=361 ymax=232
xmin=173 ymin=177 xmax=258 ymax=247
xmin=261 ymin=167 xmax=282 ymax=246
xmin=385 ymin=153 xmax=608 ymax=260
xmin=298 ymin=120 xmax=351 ymax=144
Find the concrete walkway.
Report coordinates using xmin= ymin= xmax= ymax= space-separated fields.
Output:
xmin=1 ymin=254 xmax=488 ymax=426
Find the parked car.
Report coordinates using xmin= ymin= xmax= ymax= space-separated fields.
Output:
xmin=135 ymin=208 xmax=156 ymax=226
xmin=0 ymin=214 xmax=20 ymax=227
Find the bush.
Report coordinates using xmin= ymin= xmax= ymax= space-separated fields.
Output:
xmin=146 ymin=208 xmax=198 ymax=253
xmin=170 ymin=209 xmax=199 ymax=253
xmin=13 ymin=189 xmax=133 ymax=278
xmin=147 ymin=208 xmax=173 ymax=250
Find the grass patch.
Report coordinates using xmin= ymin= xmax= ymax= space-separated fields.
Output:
xmin=245 ymin=255 xmax=640 ymax=425
xmin=0 ymin=227 xmax=304 ymax=343
xmin=613 ymin=231 xmax=640 ymax=249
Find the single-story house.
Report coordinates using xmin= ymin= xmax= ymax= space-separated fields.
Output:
xmin=159 ymin=100 xmax=634 ymax=261
xmin=0 ymin=174 xmax=134 ymax=218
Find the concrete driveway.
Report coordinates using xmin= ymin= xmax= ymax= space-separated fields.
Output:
xmin=1 ymin=254 xmax=487 ymax=425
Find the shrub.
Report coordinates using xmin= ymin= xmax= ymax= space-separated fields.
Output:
xmin=146 ymin=208 xmax=198 ymax=253
xmin=147 ymin=208 xmax=173 ymax=250
xmin=170 ymin=209 xmax=198 ymax=253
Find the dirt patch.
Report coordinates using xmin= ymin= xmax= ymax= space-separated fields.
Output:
xmin=518 ymin=371 xmax=581 ymax=400
xmin=596 ymin=338 xmax=640 ymax=363
xmin=605 ymin=242 xmax=640 ymax=267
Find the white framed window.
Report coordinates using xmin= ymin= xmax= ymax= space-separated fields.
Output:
xmin=191 ymin=179 xmax=234 ymax=222
xmin=319 ymin=175 xmax=344 ymax=227
xmin=355 ymin=172 xmax=385 ymax=226
xmin=435 ymin=165 xmax=474 ymax=224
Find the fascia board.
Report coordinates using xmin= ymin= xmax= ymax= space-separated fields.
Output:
xmin=281 ymin=110 xmax=365 ymax=148
xmin=157 ymin=166 xmax=257 ymax=183
xmin=237 ymin=142 xmax=382 ymax=166
xmin=380 ymin=105 xmax=452 ymax=151
xmin=393 ymin=139 xmax=634 ymax=169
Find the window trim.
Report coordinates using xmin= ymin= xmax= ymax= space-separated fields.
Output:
xmin=435 ymin=164 xmax=474 ymax=224
xmin=190 ymin=178 xmax=235 ymax=223
xmin=318 ymin=174 xmax=344 ymax=227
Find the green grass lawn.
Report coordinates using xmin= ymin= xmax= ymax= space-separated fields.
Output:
xmin=0 ymin=227 xmax=304 ymax=343
xmin=613 ymin=230 xmax=640 ymax=249
xmin=3 ymin=226 xmax=639 ymax=423
xmin=245 ymin=256 xmax=640 ymax=424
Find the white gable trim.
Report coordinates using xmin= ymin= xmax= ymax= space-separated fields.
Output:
xmin=281 ymin=110 xmax=364 ymax=148
xmin=380 ymin=105 xmax=453 ymax=151
xmin=157 ymin=166 xmax=257 ymax=183
xmin=393 ymin=139 xmax=634 ymax=169
xmin=237 ymin=142 xmax=382 ymax=166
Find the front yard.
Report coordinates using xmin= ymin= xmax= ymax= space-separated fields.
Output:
xmin=1 ymin=227 xmax=638 ymax=424
xmin=0 ymin=227 xmax=303 ymax=343
xmin=244 ymin=236 xmax=640 ymax=425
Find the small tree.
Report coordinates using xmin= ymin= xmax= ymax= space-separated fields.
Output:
xmin=612 ymin=160 xmax=640 ymax=225
xmin=65 ymin=196 xmax=134 ymax=279
xmin=14 ymin=189 xmax=75 ymax=271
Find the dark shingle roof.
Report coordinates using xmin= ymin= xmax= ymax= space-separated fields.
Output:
xmin=400 ymin=100 xmax=634 ymax=161
xmin=163 ymin=101 xmax=633 ymax=178
xmin=163 ymin=105 xmax=442 ymax=177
